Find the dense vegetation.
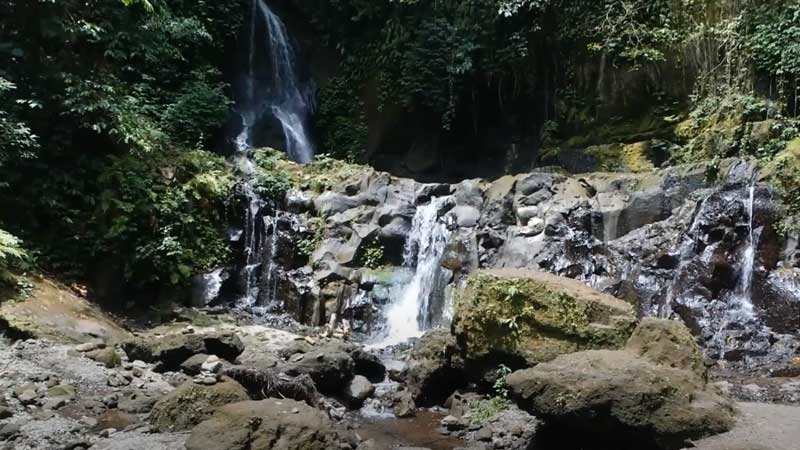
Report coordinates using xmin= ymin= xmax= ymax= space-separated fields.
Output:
xmin=0 ymin=0 xmax=247 ymax=297
xmin=1 ymin=0 xmax=798 ymax=300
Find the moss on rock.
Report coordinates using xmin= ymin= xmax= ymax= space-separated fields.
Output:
xmin=453 ymin=269 xmax=637 ymax=366
xmin=148 ymin=377 xmax=250 ymax=432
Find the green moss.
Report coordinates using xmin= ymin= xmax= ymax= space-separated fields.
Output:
xmin=453 ymin=270 xmax=636 ymax=366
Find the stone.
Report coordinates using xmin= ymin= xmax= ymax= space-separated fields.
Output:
xmin=506 ymin=319 xmax=736 ymax=450
xmin=148 ymin=377 xmax=250 ymax=432
xmin=94 ymin=409 xmax=136 ymax=431
xmin=349 ymin=348 xmax=386 ymax=382
xmin=86 ymin=347 xmax=120 ymax=368
xmin=18 ymin=389 xmax=39 ymax=405
xmin=75 ymin=342 xmax=100 ymax=352
xmin=345 ymin=375 xmax=375 ymax=406
xmin=401 ymin=330 xmax=463 ymax=405
xmin=122 ymin=332 xmax=244 ymax=372
xmin=279 ymin=344 xmax=355 ymax=395
xmin=0 ymin=422 xmax=20 ymax=439
xmin=185 ymin=399 xmax=341 ymax=450
xmin=453 ymin=269 xmax=637 ymax=366
xmin=394 ymin=390 xmax=416 ymax=418
xmin=201 ymin=355 xmax=222 ymax=374
xmin=43 ymin=397 xmax=68 ymax=410
xmin=0 ymin=407 xmax=12 ymax=419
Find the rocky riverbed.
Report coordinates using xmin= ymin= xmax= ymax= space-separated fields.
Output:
xmin=1 ymin=274 xmax=799 ymax=450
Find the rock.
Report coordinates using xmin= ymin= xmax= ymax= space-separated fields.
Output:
xmin=279 ymin=344 xmax=355 ymax=395
xmin=18 ymin=388 xmax=39 ymax=405
xmin=625 ymin=318 xmax=707 ymax=379
xmin=349 ymin=348 xmax=386 ymax=382
xmin=43 ymin=397 xmax=68 ymax=410
xmin=47 ymin=383 xmax=77 ymax=399
xmin=506 ymin=319 xmax=735 ymax=450
xmin=0 ymin=407 xmax=12 ymax=419
xmin=86 ymin=347 xmax=120 ymax=368
xmin=94 ymin=409 xmax=136 ymax=431
xmin=185 ymin=399 xmax=341 ymax=450
xmin=0 ymin=422 xmax=20 ymax=439
xmin=122 ymin=332 xmax=244 ymax=371
xmin=401 ymin=330 xmax=463 ymax=405
xmin=345 ymin=375 xmax=375 ymax=406
xmin=148 ymin=377 xmax=250 ymax=432
xmin=453 ymin=269 xmax=637 ymax=366
xmin=118 ymin=390 xmax=160 ymax=414
xmin=76 ymin=342 xmax=101 ymax=352
xmin=394 ymin=391 xmax=416 ymax=418
xmin=201 ymin=355 xmax=222 ymax=374
xmin=180 ymin=353 xmax=210 ymax=376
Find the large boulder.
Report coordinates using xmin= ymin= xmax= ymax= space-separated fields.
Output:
xmin=185 ymin=399 xmax=341 ymax=450
xmin=453 ymin=269 xmax=637 ymax=366
xmin=122 ymin=331 xmax=244 ymax=371
xmin=277 ymin=343 xmax=355 ymax=395
xmin=148 ymin=377 xmax=250 ymax=432
xmin=506 ymin=319 xmax=736 ymax=450
xmin=401 ymin=330 xmax=464 ymax=405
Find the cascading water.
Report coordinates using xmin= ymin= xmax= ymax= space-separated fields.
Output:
xmin=730 ymin=184 xmax=757 ymax=320
xmin=373 ymin=198 xmax=451 ymax=347
xmin=235 ymin=0 xmax=314 ymax=163
xmin=227 ymin=1 xmax=312 ymax=311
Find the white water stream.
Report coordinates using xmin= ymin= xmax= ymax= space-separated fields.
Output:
xmin=235 ymin=0 xmax=314 ymax=163
xmin=371 ymin=199 xmax=451 ymax=348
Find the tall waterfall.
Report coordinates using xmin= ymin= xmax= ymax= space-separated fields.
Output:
xmin=375 ymin=198 xmax=451 ymax=347
xmin=235 ymin=0 xmax=314 ymax=163
xmin=732 ymin=184 xmax=757 ymax=319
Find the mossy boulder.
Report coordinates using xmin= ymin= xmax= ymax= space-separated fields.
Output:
xmin=506 ymin=319 xmax=735 ymax=450
xmin=453 ymin=269 xmax=637 ymax=366
xmin=148 ymin=377 xmax=250 ymax=432
xmin=185 ymin=399 xmax=341 ymax=450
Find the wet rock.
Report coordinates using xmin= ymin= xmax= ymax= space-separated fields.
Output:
xmin=148 ymin=377 xmax=250 ymax=432
xmin=0 ymin=407 xmax=11 ymax=419
xmin=507 ymin=319 xmax=735 ymax=450
xmin=453 ymin=269 xmax=637 ymax=367
xmin=185 ymin=399 xmax=341 ymax=450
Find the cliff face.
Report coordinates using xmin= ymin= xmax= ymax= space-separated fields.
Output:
xmin=206 ymin=153 xmax=799 ymax=376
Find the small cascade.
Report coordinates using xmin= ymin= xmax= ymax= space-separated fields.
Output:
xmin=374 ymin=198 xmax=451 ymax=347
xmin=235 ymin=0 xmax=314 ymax=162
xmin=234 ymin=180 xmax=281 ymax=310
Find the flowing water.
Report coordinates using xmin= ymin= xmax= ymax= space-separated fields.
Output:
xmin=372 ymin=198 xmax=451 ymax=347
xmin=732 ymin=184 xmax=757 ymax=318
xmin=235 ymin=0 xmax=314 ymax=163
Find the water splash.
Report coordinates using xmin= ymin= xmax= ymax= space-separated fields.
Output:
xmin=372 ymin=198 xmax=451 ymax=347
xmin=235 ymin=0 xmax=314 ymax=162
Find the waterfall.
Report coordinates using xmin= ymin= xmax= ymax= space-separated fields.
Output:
xmin=731 ymin=184 xmax=757 ymax=319
xmin=235 ymin=0 xmax=314 ymax=163
xmin=235 ymin=181 xmax=281 ymax=309
xmin=373 ymin=198 xmax=451 ymax=347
